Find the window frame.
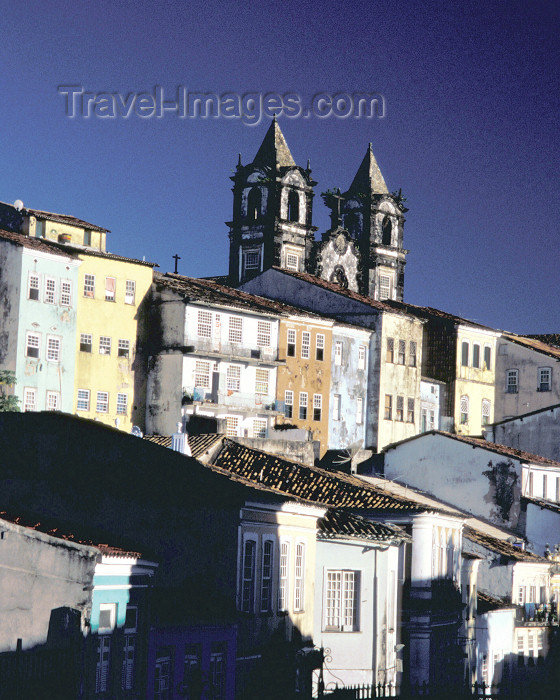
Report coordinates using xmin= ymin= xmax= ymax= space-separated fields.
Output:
xmin=116 ymin=393 xmax=128 ymax=415
xmin=105 ymin=276 xmax=116 ymax=302
xmin=226 ymin=364 xmax=241 ymax=392
xmin=301 ymin=331 xmax=310 ymax=359
xmin=538 ymin=367 xmax=551 ymax=392
xmin=83 ymin=273 xmax=95 ymax=298
xmin=240 ymin=538 xmax=256 ymax=613
xmin=99 ymin=336 xmax=112 ymax=355
xmin=313 ymin=393 xmax=322 ymax=422
xmin=125 ymin=279 xmax=136 ymax=305
xmin=358 ymin=345 xmax=366 ymax=370
xmin=28 ymin=273 xmax=40 ymax=301
xmin=77 ymin=389 xmax=90 ymax=411
xmin=46 ymin=335 xmax=61 ymax=363
xmin=316 ymin=333 xmax=325 ymax=361
xmin=507 ymin=369 xmax=519 ymax=393
xmin=324 ymin=569 xmax=359 ymax=632
xmin=197 ymin=310 xmax=212 ymax=338
xmin=334 ymin=340 xmax=343 ymax=366
xmin=80 ymin=333 xmax=92 ymax=353
xmin=23 ymin=387 xmax=37 ymax=412
xmin=409 ymin=341 xmax=417 ymax=367
xmin=397 ymin=339 xmax=406 ymax=365
xmin=44 ymin=277 xmax=56 ymax=305
xmin=256 ymin=321 xmax=271 ymax=348
xmin=194 ymin=360 xmax=211 ymax=388
xmin=396 ymin=395 xmax=404 ymax=422
xmin=294 ymin=541 xmax=305 ymax=612
xmin=460 ymin=395 xmax=469 ymax=425
xmin=25 ymin=331 xmax=40 ymax=359
xmin=461 ymin=341 xmax=469 ymax=367
xmin=299 ymin=392 xmax=308 ymax=420
xmin=278 ymin=540 xmax=290 ymax=612
xmin=286 ymin=328 xmax=296 ymax=357
xmin=255 ymin=368 xmax=269 ymax=396
xmin=260 ymin=539 xmax=274 ymax=613
xmin=384 ymin=394 xmax=392 ymax=420
xmin=333 ymin=394 xmax=341 ymax=421
xmin=46 ymin=391 xmax=60 ymax=411
xmin=96 ymin=391 xmax=109 ymax=413
xmin=118 ymin=339 xmax=130 ymax=358
xmin=60 ymin=280 xmax=72 ymax=307
xmin=284 ymin=390 xmax=293 ymax=419
xmin=252 ymin=419 xmax=267 ymax=439
xmin=483 ymin=345 xmax=492 ymax=370
xmin=228 ymin=316 xmax=243 ymax=344
xmin=386 ymin=337 xmax=394 ymax=363
xmin=472 ymin=343 xmax=481 ymax=369
xmin=407 ymin=397 xmax=414 ymax=423
xmin=357 ymin=397 xmax=364 ymax=424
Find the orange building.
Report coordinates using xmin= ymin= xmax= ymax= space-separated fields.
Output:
xmin=276 ymin=315 xmax=333 ymax=456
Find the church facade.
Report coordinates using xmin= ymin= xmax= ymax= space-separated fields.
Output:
xmin=227 ymin=119 xmax=408 ymax=302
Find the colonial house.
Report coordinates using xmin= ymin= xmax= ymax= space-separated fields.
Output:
xmin=494 ymin=333 xmax=560 ymax=424
xmin=240 ymin=266 xmax=425 ymax=452
xmin=382 ymin=430 xmax=560 ymax=550
xmin=0 ymin=229 xmax=81 ymax=414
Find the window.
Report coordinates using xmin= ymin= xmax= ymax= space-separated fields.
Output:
xmin=96 ymin=392 xmax=109 ymax=413
xmin=77 ymin=389 xmax=90 ymax=411
xmin=25 ymin=332 xmax=40 ymax=358
xmin=247 ymin=186 xmax=261 ymax=221
xmin=407 ymin=397 xmax=415 ymax=423
xmin=80 ymin=333 xmax=92 ymax=352
xmin=301 ymin=331 xmax=310 ymax=359
xmin=99 ymin=336 xmax=111 ymax=355
xmin=472 ymin=343 xmax=480 ymax=368
xmin=83 ymin=229 xmax=92 ymax=246
xmin=117 ymin=393 xmax=128 ymax=415
xmin=154 ymin=649 xmax=172 ymax=700
xmin=241 ymin=540 xmax=256 ymax=613
xmin=284 ymin=390 xmax=293 ymax=419
xmin=243 ymin=248 xmax=261 ymax=273
xmin=538 ymin=367 xmax=551 ymax=392
xmin=46 ymin=336 xmax=61 ymax=362
xmin=28 ymin=274 xmax=39 ymax=301
xmin=60 ymin=280 xmax=72 ymax=306
xmin=183 ymin=645 xmax=202 ymax=698
xmin=194 ymin=361 xmax=211 ymax=388
xmin=396 ymin=395 xmax=404 ymax=421
xmin=279 ymin=541 xmax=290 ymax=612
xmin=226 ymin=365 xmax=241 ymax=392
xmin=294 ymin=542 xmax=305 ymax=611
xmin=125 ymin=280 xmax=136 ymax=305
xmin=507 ymin=369 xmax=519 ymax=393
xmin=379 ymin=274 xmax=391 ymax=300
xmin=313 ymin=394 xmax=322 ymax=421
xmin=228 ymin=316 xmax=243 ymax=343
xmin=23 ymin=388 xmax=37 ymax=412
xmin=461 ymin=341 xmax=469 ymax=367
xmin=210 ymin=644 xmax=226 ymax=700
xmin=543 ymin=473 xmax=548 ymax=499
xmin=316 ymin=334 xmax=325 ymax=361
xmin=255 ymin=368 xmax=269 ymax=396
xmin=252 ymin=419 xmax=267 ymax=438
xmin=35 ymin=220 xmax=45 ymax=238
xmin=386 ymin=337 xmax=394 ymax=363
xmin=358 ymin=345 xmax=366 ymax=370
xmin=482 ymin=399 xmax=491 ymax=426
xmin=44 ymin=277 xmax=56 ymax=304
xmin=299 ymin=392 xmax=308 ymax=420
xmin=460 ymin=395 xmax=469 ymax=424
xmin=286 ymin=252 xmax=300 ymax=271
xmin=122 ymin=606 xmax=137 ymax=691
xmin=96 ymin=636 xmax=112 ymax=693
xmin=257 ymin=321 xmax=271 ymax=347
xmin=84 ymin=274 xmax=95 ymax=298
xmin=197 ymin=310 xmax=212 ymax=337
xmin=528 ymin=471 xmax=534 ymax=497
xmin=333 ymin=394 xmax=341 ymax=421
xmin=484 ymin=345 xmax=492 ymax=370
xmin=46 ymin=391 xmax=60 ymax=411
xmin=556 ymin=476 xmax=560 ymax=502
xmin=261 ymin=540 xmax=274 ymax=612
xmin=384 ymin=394 xmax=392 ymax=420
xmin=286 ymin=329 xmax=296 ymax=357
xmin=226 ymin=415 xmax=239 ymax=437
xmin=105 ymin=277 xmax=116 ymax=302
xmin=398 ymin=339 xmax=406 ymax=365
xmin=324 ymin=570 xmax=358 ymax=632
xmin=287 ymin=190 xmax=299 ymax=222
xmin=98 ymin=602 xmax=116 ymax=633
xmin=357 ymin=397 xmax=363 ymax=424
xmin=409 ymin=341 xmax=417 ymax=367
xmin=114 ymin=340 xmax=129 ymax=359
xmin=334 ymin=341 xmax=343 ymax=366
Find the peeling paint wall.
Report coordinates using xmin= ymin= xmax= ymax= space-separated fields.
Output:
xmin=0 ymin=240 xmax=22 ymax=371
xmin=489 ymin=406 xmax=560 ymax=463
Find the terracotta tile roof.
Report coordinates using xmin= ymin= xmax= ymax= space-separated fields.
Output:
xmin=155 ymin=272 xmax=327 ymax=319
xmin=464 ymin=525 xmax=546 ymax=562
xmin=143 ymin=433 xmax=224 ymax=459
xmin=269 ymin=267 xmax=416 ymax=318
xmin=502 ymin=332 xmax=560 ymax=362
xmin=0 ymin=511 xmax=142 ymax=558
xmin=210 ymin=439 xmax=422 ymax=511
xmin=318 ymin=509 xmax=410 ymax=543
xmin=523 ymin=333 xmax=560 ymax=348
xmin=522 ymin=496 xmax=560 ymax=514
xmin=384 ymin=299 xmax=500 ymax=333
xmin=75 ymin=246 xmax=158 ymax=267
xmin=384 ymin=430 xmax=560 ymax=469
xmin=0 ymin=228 xmax=79 ymax=259
xmin=477 ymin=590 xmax=514 ymax=613
xmin=23 ymin=206 xmax=109 ymax=232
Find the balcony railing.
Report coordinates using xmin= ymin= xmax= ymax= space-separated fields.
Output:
xmin=185 ymin=385 xmax=277 ymax=411
xmin=188 ymin=339 xmax=279 ymax=363
xmin=516 ymin=603 xmax=558 ymax=625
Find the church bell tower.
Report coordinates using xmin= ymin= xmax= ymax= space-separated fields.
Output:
xmin=227 ymin=119 xmax=317 ymax=286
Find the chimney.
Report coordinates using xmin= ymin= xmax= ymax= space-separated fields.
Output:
xmin=171 ymin=421 xmax=192 ymax=457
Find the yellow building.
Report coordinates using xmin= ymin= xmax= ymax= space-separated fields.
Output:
xmin=276 ymin=315 xmax=333 ymax=457
xmin=22 ymin=206 xmax=109 ymax=251
xmin=73 ymin=249 xmax=155 ymax=432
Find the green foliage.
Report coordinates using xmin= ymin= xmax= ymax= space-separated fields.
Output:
xmin=0 ymin=370 xmax=20 ymax=412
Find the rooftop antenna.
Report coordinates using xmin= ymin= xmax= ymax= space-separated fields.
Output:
xmin=172 ymin=253 xmax=181 ymax=274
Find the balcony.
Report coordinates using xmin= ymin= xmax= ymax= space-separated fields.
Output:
xmin=187 ymin=339 xmax=281 ymax=365
xmin=516 ymin=604 xmax=558 ymax=626
xmin=184 ymin=385 xmax=278 ymax=412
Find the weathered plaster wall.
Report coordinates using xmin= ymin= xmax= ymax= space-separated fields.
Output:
xmin=384 ymin=434 xmax=523 ymax=531
xmin=0 ymin=240 xmax=22 ymax=371
xmin=232 ymin=436 xmax=316 ymax=465
xmin=489 ymin=406 xmax=560 ymax=463
xmin=0 ymin=520 xmax=97 ymax=652
xmin=524 ymin=503 xmax=560 ymax=555
xmin=495 ymin=338 xmax=560 ymax=423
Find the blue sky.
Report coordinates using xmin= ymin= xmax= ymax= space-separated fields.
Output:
xmin=1 ymin=0 xmax=558 ymax=332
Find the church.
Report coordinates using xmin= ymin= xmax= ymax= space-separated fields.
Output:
xmin=227 ymin=118 xmax=408 ymax=302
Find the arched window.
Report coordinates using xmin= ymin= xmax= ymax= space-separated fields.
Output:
xmin=247 ymin=187 xmax=261 ymax=222
xmin=345 ymin=212 xmax=360 ymax=238
xmin=460 ymin=395 xmax=469 ymax=425
xmin=287 ymin=190 xmax=300 ymax=222
xmin=382 ymin=215 xmax=392 ymax=245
